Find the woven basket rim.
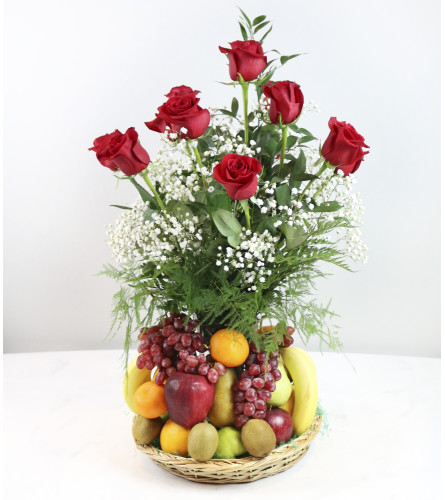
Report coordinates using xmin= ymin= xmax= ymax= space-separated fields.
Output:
xmin=135 ymin=413 xmax=322 ymax=463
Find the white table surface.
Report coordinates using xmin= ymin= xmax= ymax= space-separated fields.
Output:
xmin=3 ymin=349 xmax=441 ymax=499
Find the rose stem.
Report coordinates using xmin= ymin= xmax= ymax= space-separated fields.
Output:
xmin=241 ymin=80 xmax=249 ymax=144
xmin=297 ymin=161 xmax=330 ymax=202
xmin=139 ymin=170 xmax=166 ymax=211
xmin=278 ymin=124 xmax=288 ymax=175
xmin=240 ymin=199 xmax=251 ymax=229
xmin=191 ymin=145 xmax=208 ymax=188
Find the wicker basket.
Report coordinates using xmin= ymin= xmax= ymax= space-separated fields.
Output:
xmin=135 ymin=414 xmax=322 ymax=483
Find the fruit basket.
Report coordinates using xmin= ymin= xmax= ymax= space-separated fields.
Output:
xmin=91 ymin=7 xmax=369 ymax=485
xmin=135 ymin=414 xmax=322 ymax=483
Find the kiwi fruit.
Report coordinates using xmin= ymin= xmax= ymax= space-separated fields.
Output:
xmin=241 ymin=419 xmax=276 ymax=457
xmin=188 ymin=422 xmax=219 ymax=461
xmin=132 ymin=415 xmax=162 ymax=445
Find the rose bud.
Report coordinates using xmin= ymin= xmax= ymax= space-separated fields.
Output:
xmin=213 ymin=154 xmax=262 ymax=200
xmin=89 ymin=127 xmax=150 ymax=176
xmin=263 ymin=81 xmax=304 ymax=124
xmin=219 ymin=40 xmax=267 ymax=82
xmin=321 ymin=117 xmax=370 ymax=176
xmin=145 ymin=86 xmax=210 ymax=140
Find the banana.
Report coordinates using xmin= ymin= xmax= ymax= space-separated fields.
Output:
xmin=122 ymin=357 xmax=152 ymax=413
xmin=280 ymin=347 xmax=318 ymax=435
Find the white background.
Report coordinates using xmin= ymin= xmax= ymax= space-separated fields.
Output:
xmin=3 ymin=0 xmax=441 ymax=355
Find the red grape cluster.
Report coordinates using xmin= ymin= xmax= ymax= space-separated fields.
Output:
xmin=232 ymin=326 xmax=295 ymax=428
xmin=136 ymin=313 xmax=226 ymax=386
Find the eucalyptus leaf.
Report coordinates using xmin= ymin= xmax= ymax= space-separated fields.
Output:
xmin=254 ymin=21 xmax=270 ymax=33
xmin=231 ymin=98 xmax=239 ymax=116
xmin=313 ymin=201 xmax=343 ymax=212
xmin=212 ymin=208 xmax=242 ymax=247
xmin=259 ymin=25 xmax=273 ymax=44
xmin=253 ymin=15 xmax=267 ymax=25
xmin=280 ymin=224 xmax=308 ymax=249
xmin=280 ymin=54 xmax=302 ymax=65
xmin=239 ymin=22 xmax=248 ymax=41
xmin=238 ymin=8 xmax=252 ymax=27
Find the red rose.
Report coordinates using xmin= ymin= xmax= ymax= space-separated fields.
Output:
xmin=89 ymin=127 xmax=150 ymax=176
xmin=321 ymin=117 xmax=369 ymax=176
xmin=145 ymin=86 xmax=210 ymax=140
xmin=213 ymin=154 xmax=262 ymax=200
xmin=219 ymin=40 xmax=267 ymax=82
xmin=263 ymin=81 xmax=304 ymax=124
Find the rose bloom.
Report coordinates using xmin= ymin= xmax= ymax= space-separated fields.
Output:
xmin=213 ymin=154 xmax=262 ymax=200
xmin=89 ymin=127 xmax=150 ymax=176
xmin=219 ymin=40 xmax=267 ymax=82
xmin=321 ymin=117 xmax=369 ymax=176
xmin=145 ymin=86 xmax=210 ymax=140
xmin=263 ymin=81 xmax=304 ymax=124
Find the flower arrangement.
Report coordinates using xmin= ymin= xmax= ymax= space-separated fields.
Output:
xmin=90 ymin=9 xmax=369 ymax=477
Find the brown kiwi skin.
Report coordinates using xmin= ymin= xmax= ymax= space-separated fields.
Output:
xmin=132 ymin=415 xmax=162 ymax=445
xmin=188 ymin=422 xmax=219 ymax=461
xmin=241 ymin=419 xmax=276 ymax=457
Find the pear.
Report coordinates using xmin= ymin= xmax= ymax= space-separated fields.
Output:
xmin=208 ymin=367 xmax=236 ymax=427
xmin=269 ymin=358 xmax=292 ymax=406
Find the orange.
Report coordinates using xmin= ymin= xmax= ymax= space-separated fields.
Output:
xmin=160 ymin=419 xmax=190 ymax=456
xmin=210 ymin=329 xmax=249 ymax=367
xmin=133 ymin=381 xmax=167 ymax=419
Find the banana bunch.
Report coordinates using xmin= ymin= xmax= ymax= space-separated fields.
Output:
xmin=280 ymin=347 xmax=318 ymax=435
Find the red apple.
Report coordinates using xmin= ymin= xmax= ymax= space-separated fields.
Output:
xmin=164 ymin=373 xmax=215 ymax=429
xmin=265 ymin=408 xmax=294 ymax=445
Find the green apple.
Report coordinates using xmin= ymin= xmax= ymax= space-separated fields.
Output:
xmin=269 ymin=358 xmax=292 ymax=406
xmin=215 ymin=427 xmax=247 ymax=458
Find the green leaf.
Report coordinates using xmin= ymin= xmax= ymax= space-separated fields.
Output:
xmin=290 ymin=151 xmax=306 ymax=175
xmin=279 ymin=224 xmax=308 ymax=249
xmin=286 ymin=135 xmax=298 ymax=149
xmin=254 ymin=21 xmax=270 ymax=33
xmin=143 ymin=207 xmax=156 ymax=221
xmin=257 ymin=217 xmax=278 ymax=235
xmin=253 ymin=15 xmax=267 ymax=25
xmin=110 ymin=204 xmax=131 ymax=210
xmin=312 ymin=201 xmax=343 ymax=212
xmin=238 ymin=22 xmax=248 ymax=41
xmin=296 ymin=127 xmax=314 ymax=136
xmin=195 ymin=190 xmax=208 ymax=204
xmin=280 ymin=54 xmax=302 ymax=65
xmin=291 ymin=173 xmax=318 ymax=181
xmin=275 ymin=184 xmax=291 ymax=207
xmin=207 ymin=190 xmax=232 ymax=214
xmin=298 ymin=135 xmax=317 ymax=144
xmin=238 ymin=8 xmax=252 ymax=27
xmin=212 ymin=208 xmax=242 ymax=247
xmin=129 ymin=178 xmax=156 ymax=206
xmin=263 ymin=138 xmax=280 ymax=158
xmin=231 ymin=97 xmax=239 ymax=116
xmin=218 ymin=108 xmax=236 ymax=118
xmin=166 ymin=200 xmax=190 ymax=220
xmin=259 ymin=25 xmax=273 ymax=44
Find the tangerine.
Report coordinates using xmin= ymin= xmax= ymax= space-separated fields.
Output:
xmin=133 ymin=381 xmax=167 ymax=419
xmin=160 ymin=419 xmax=190 ymax=456
xmin=210 ymin=329 xmax=249 ymax=367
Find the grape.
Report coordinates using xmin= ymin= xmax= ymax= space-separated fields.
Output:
xmin=184 ymin=364 xmax=197 ymax=374
xmin=238 ymin=378 xmax=252 ymax=391
xmin=240 ymin=371 xmax=251 ymax=379
xmin=173 ymin=318 xmax=183 ymax=329
xmin=181 ymin=333 xmax=192 ymax=347
xmin=248 ymin=342 xmax=258 ymax=353
xmin=234 ymin=414 xmax=250 ymax=428
xmin=253 ymin=410 xmax=266 ymax=420
xmin=258 ymin=390 xmax=271 ymax=401
xmin=252 ymin=377 xmax=265 ymax=389
xmin=198 ymin=363 xmax=209 ymax=376
xmin=254 ymin=399 xmax=266 ymax=411
xmin=214 ymin=363 xmax=226 ymax=376
xmin=260 ymin=363 xmax=271 ymax=373
xmin=174 ymin=342 xmax=183 ymax=351
xmin=234 ymin=391 xmax=245 ymax=402
xmin=177 ymin=360 xmax=186 ymax=372
xmin=136 ymin=356 xmax=145 ymax=369
xmin=186 ymin=356 xmax=199 ymax=367
xmin=167 ymin=333 xmax=181 ymax=346
xmin=163 ymin=317 xmax=173 ymax=326
xmin=192 ymin=336 xmax=203 ymax=349
xmin=287 ymin=326 xmax=295 ymax=335
xmin=246 ymin=353 xmax=257 ymax=365
xmin=155 ymin=371 xmax=166 ymax=385
xmin=197 ymin=354 xmax=206 ymax=364
xmin=248 ymin=364 xmax=261 ymax=376
xmin=264 ymin=380 xmax=276 ymax=392
xmin=269 ymin=358 xmax=278 ymax=370
xmin=166 ymin=367 xmax=176 ymax=377
xmin=257 ymin=352 xmax=267 ymax=363
xmin=271 ymin=369 xmax=282 ymax=381
xmin=162 ymin=325 xmax=175 ymax=337
xmin=146 ymin=359 xmax=155 ymax=370
xmin=245 ymin=388 xmax=257 ymax=402
xmin=234 ymin=402 xmax=244 ymax=415
xmin=243 ymin=402 xmax=256 ymax=416
xmin=150 ymin=344 xmax=161 ymax=356
xmin=161 ymin=357 xmax=172 ymax=368
xmin=179 ymin=349 xmax=189 ymax=360
xmin=207 ymin=368 xmax=218 ymax=384
xmin=152 ymin=354 xmax=162 ymax=365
